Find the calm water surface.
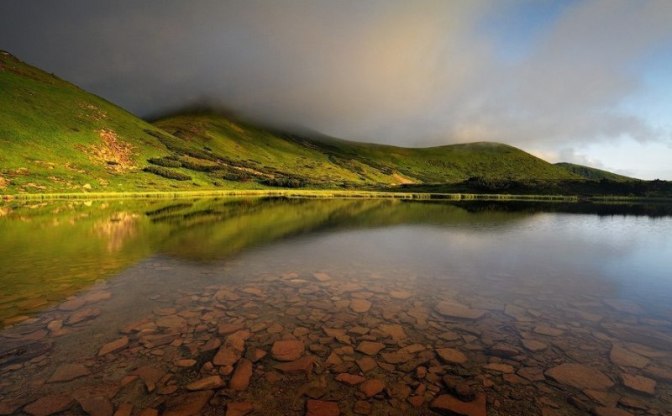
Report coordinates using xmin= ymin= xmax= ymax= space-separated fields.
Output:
xmin=0 ymin=198 xmax=670 ymax=415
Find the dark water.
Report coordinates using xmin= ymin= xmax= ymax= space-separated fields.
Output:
xmin=0 ymin=197 xmax=670 ymax=415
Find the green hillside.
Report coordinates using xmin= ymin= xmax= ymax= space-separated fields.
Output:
xmin=0 ymin=51 xmax=265 ymax=194
xmin=3 ymin=50 xmax=636 ymax=196
xmin=153 ymin=113 xmax=580 ymax=188
xmin=555 ymin=162 xmax=634 ymax=182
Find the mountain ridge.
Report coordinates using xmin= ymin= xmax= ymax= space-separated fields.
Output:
xmin=2 ymin=50 xmax=658 ymax=197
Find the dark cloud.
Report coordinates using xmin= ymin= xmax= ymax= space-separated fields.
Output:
xmin=1 ymin=0 xmax=671 ymax=156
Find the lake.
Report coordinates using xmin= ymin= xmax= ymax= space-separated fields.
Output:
xmin=0 ymin=197 xmax=671 ymax=416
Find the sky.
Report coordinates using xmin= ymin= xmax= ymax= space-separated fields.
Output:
xmin=1 ymin=0 xmax=671 ymax=179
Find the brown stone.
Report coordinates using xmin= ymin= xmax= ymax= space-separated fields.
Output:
xmin=226 ymin=402 xmax=254 ymax=416
xmin=132 ymin=366 xmax=166 ymax=392
xmin=163 ymin=391 xmax=213 ymax=416
xmin=218 ymin=322 xmax=245 ymax=335
xmin=583 ymin=389 xmax=618 ymax=407
xmin=249 ymin=348 xmax=267 ymax=363
xmin=214 ymin=289 xmax=240 ymax=301
xmin=356 ymin=341 xmax=385 ymax=356
xmin=434 ymin=300 xmax=486 ymax=320
xmin=483 ymin=363 xmax=514 ymax=374
xmin=436 ymin=348 xmax=468 ymax=364
xmin=533 ymin=325 xmax=564 ymax=337
xmin=24 ymin=395 xmax=75 ymax=416
xmin=517 ymin=366 xmax=545 ymax=382
xmin=325 ymin=352 xmax=343 ymax=367
xmin=350 ymin=299 xmax=372 ymax=313
xmin=504 ymin=304 xmax=533 ymax=322
xmin=335 ymin=373 xmax=366 ymax=385
xmin=67 ymin=307 xmax=101 ymax=325
xmin=356 ymin=357 xmax=377 ymax=373
xmin=47 ymin=363 xmax=90 ymax=383
xmin=77 ymin=396 xmax=113 ymax=416
xmin=306 ymin=400 xmax=340 ymax=416
xmin=379 ymin=324 xmax=407 ymax=341
xmin=360 ymin=379 xmax=385 ymax=398
xmin=156 ymin=315 xmax=186 ymax=329
xmin=408 ymin=396 xmax=424 ymax=408
xmin=380 ymin=351 xmax=413 ymax=364
xmin=389 ymin=290 xmax=413 ymax=300
xmin=271 ymin=339 xmax=304 ymax=361
xmin=545 ymin=364 xmax=614 ymax=390
xmin=213 ymin=347 xmax=241 ymax=367
xmin=46 ymin=320 xmax=63 ymax=332
xmin=186 ymin=375 xmax=223 ymax=391
xmin=98 ymin=336 xmax=129 ymax=356
xmin=621 ymin=373 xmax=655 ymax=395
xmin=399 ymin=344 xmax=425 ymax=354
xmin=201 ymin=337 xmax=222 ymax=352
xmin=175 ymin=359 xmax=197 ymax=368
xmin=609 ymin=345 xmax=649 ymax=369
xmin=522 ymin=339 xmax=548 ymax=352
xmin=274 ymin=356 xmax=315 ymax=374
xmin=313 ymin=272 xmax=332 ymax=282
xmin=430 ymin=393 xmax=487 ymax=416
xmin=230 ymin=359 xmax=253 ymax=391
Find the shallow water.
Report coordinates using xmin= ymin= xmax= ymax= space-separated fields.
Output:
xmin=0 ymin=198 xmax=671 ymax=415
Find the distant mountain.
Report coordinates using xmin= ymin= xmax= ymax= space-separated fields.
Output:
xmin=1 ymin=50 xmax=650 ymax=196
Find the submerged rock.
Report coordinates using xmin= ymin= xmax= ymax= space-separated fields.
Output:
xmin=271 ymin=339 xmax=304 ymax=361
xmin=434 ymin=301 xmax=486 ymax=320
xmin=98 ymin=336 xmax=129 ymax=356
xmin=186 ymin=375 xmax=224 ymax=391
xmin=23 ymin=395 xmax=75 ymax=416
xmin=229 ymin=359 xmax=253 ymax=391
xmin=436 ymin=348 xmax=467 ymax=364
xmin=620 ymin=373 xmax=656 ymax=395
xmin=306 ymin=400 xmax=340 ymax=416
xmin=47 ymin=364 xmax=90 ymax=383
xmin=545 ymin=364 xmax=614 ymax=390
xmin=430 ymin=392 xmax=487 ymax=416
xmin=360 ymin=379 xmax=385 ymax=398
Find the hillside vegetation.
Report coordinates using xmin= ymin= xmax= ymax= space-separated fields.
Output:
xmin=3 ymin=50 xmax=664 ymax=197
xmin=554 ymin=163 xmax=632 ymax=182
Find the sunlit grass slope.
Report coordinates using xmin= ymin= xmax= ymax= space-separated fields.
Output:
xmin=154 ymin=113 xmax=581 ymax=188
xmin=0 ymin=51 xmax=256 ymax=193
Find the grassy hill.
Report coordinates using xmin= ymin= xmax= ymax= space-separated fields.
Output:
xmin=2 ymin=50 xmax=648 ymax=196
xmin=555 ymin=162 xmax=633 ymax=182
xmin=152 ymin=113 xmax=580 ymax=188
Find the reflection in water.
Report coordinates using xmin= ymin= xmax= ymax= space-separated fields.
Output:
xmin=0 ymin=198 xmax=671 ymax=415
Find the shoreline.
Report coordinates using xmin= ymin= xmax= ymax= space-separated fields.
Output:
xmin=1 ymin=188 xmax=671 ymax=203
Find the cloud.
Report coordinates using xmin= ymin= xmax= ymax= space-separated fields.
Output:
xmin=1 ymin=0 xmax=671 ymax=155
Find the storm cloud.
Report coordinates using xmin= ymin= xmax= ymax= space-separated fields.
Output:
xmin=1 ymin=1 xmax=671 ymax=167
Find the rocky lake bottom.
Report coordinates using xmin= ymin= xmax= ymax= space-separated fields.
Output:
xmin=0 ymin=198 xmax=671 ymax=416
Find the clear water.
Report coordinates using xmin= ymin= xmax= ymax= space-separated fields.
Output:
xmin=0 ymin=198 xmax=670 ymax=415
